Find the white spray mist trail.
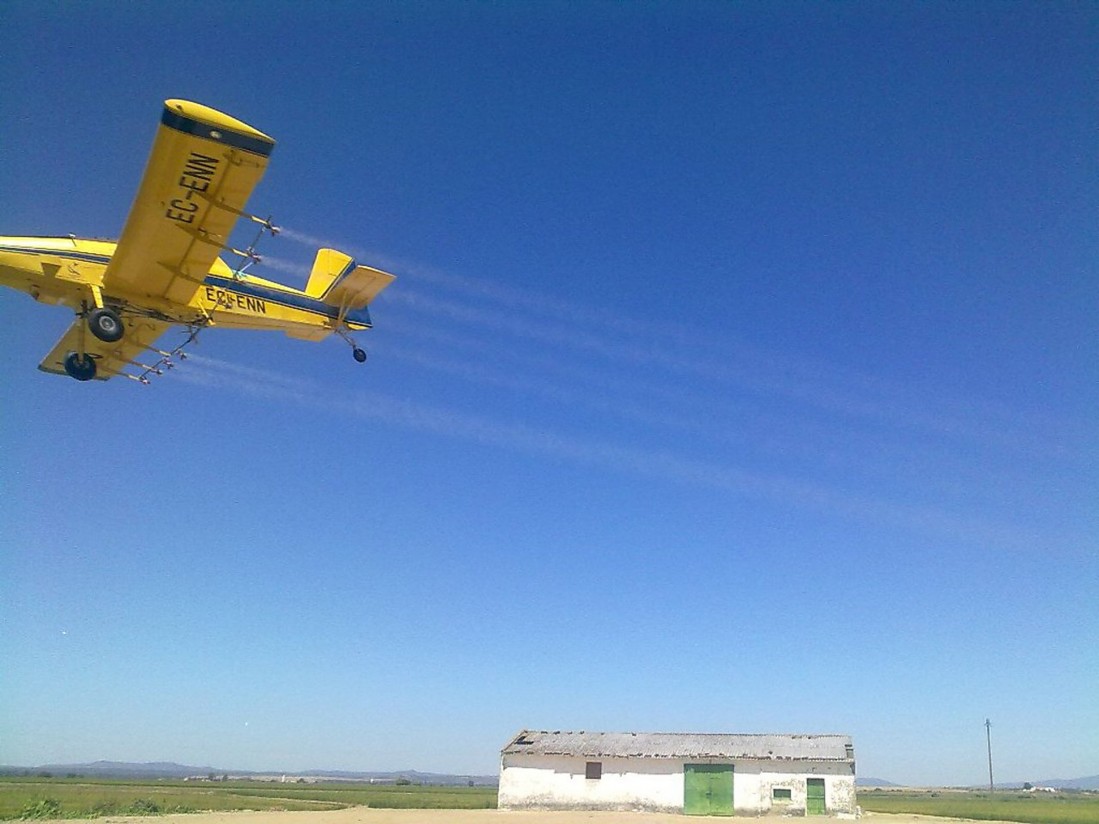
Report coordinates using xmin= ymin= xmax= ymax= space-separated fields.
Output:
xmin=391 ymin=273 xmax=1091 ymax=471
xmin=255 ymin=254 xmax=311 ymax=284
xmin=173 ymin=352 xmax=1055 ymax=552
xmin=273 ymin=226 xmax=398 ymax=281
xmin=276 ymin=227 xmax=368 ymax=258
xmin=272 ymin=226 xmax=1049 ymax=444
xmin=389 ymin=285 xmax=1084 ymax=468
xmin=255 ymin=224 xmax=1093 ymax=500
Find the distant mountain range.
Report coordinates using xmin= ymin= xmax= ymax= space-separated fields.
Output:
xmin=856 ymin=777 xmax=899 ymax=787
xmin=0 ymin=761 xmax=497 ymax=786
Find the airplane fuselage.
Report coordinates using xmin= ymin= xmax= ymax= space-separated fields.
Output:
xmin=0 ymin=235 xmax=372 ymax=337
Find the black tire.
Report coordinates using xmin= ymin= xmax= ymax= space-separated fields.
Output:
xmin=88 ymin=307 xmax=124 ymax=342
xmin=64 ymin=352 xmax=97 ymax=381
xmin=353 ymin=347 xmax=367 ymax=363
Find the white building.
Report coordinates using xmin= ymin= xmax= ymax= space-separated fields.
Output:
xmin=498 ymin=730 xmax=857 ymax=816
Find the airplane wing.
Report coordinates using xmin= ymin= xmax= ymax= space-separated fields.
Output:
xmin=38 ymin=317 xmax=174 ymax=382
xmin=323 ymin=264 xmax=397 ymax=312
xmin=102 ymin=99 xmax=276 ymax=307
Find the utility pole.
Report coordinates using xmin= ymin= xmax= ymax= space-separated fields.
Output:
xmin=985 ymin=719 xmax=994 ymax=792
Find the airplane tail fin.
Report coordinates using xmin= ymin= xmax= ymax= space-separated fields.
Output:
xmin=305 ymin=248 xmax=396 ymax=309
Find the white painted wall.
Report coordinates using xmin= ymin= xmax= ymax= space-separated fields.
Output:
xmin=739 ymin=760 xmax=857 ymax=815
xmin=498 ymin=754 xmax=857 ymax=815
xmin=499 ymin=754 xmax=683 ymax=812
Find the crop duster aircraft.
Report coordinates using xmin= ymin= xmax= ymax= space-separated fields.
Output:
xmin=0 ymin=99 xmax=396 ymax=383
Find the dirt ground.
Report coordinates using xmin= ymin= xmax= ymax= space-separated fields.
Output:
xmin=84 ymin=807 xmax=1023 ymax=824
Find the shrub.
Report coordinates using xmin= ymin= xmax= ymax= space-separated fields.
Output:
xmin=20 ymin=798 xmax=62 ymax=819
xmin=125 ymin=799 xmax=161 ymax=815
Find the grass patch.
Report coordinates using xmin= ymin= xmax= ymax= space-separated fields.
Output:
xmin=0 ymin=776 xmax=496 ymax=820
xmin=859 ymin=788 xmax=1099 ymax=824
xmin=227 ymin=783 xmax=496 ymax=810
xmin=0 ymin=779 xmax=326 ymax=819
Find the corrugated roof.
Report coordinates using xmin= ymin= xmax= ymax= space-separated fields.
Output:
xmin=501 ymin=730 xmax=854 ymax=761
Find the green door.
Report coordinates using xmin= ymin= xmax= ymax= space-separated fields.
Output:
xmin=806 ymin=778 xmax=826 ymax=815
xmin=684 ymin=763 xmax=734 ymax=816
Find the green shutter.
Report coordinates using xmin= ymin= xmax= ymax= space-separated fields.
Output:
xmin=684 ymin=764 xmax=709 ymax=815
xmin=684 ymin=764 xmax=734 ymax=816
xmin=806 ymin=778 xmax=826 ymax=815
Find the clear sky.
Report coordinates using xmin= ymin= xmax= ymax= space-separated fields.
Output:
xmin=1 ymin=1 xmax=1095 ymax=787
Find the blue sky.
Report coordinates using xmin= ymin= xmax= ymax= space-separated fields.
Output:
xmin=1 ymin=1 xmax=1095 ymax=786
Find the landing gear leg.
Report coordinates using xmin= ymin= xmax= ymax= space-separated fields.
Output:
xmin=337 ymin=328 xmax=368 ymax=365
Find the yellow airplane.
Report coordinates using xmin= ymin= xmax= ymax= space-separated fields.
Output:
xmin=0 ymin=99 xmax=395 ymax=383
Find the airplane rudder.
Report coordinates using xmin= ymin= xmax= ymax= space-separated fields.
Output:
xmin=305 ymin=248 xmax=353 ymax=297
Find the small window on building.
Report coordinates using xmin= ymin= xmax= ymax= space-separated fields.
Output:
xmin=585 ymin=761 xmax=602 ymax=780
xmin=772 ymin=788 xmax=792 ymax=801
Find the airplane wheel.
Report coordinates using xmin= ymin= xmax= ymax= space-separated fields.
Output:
xmin=353 ymin=347 xmax=367 ymax=363
xmin=88 ymin=307 xmax=124 ymax=342
xmin=64 ymin=352 xmax=97 ymax=381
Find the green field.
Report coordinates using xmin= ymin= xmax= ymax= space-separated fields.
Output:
xmin=0 ymin=777 xmax=497 ymax=820
xmin=6 ymin=778 xmax=1098 ymax=823
xmin=858 ymin=788 xmax=1099 ymax=824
